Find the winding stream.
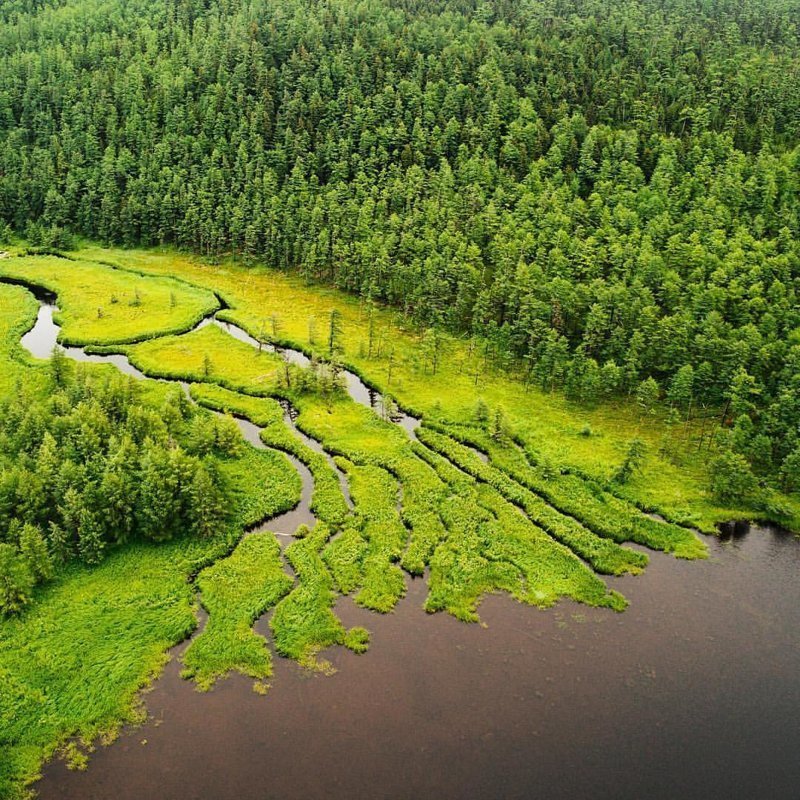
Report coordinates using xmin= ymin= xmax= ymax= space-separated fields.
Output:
xmin=13 ymin=279 xmax=416 ymax=527
xmin=19 ymin=283 xmax=419 ymax=428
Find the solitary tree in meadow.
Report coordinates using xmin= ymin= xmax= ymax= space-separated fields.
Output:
xmin=328 ymin=309 xmax=343 ymax=355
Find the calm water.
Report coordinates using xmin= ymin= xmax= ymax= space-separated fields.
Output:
xmin=36 ymin=524 xmax=800 ymax=800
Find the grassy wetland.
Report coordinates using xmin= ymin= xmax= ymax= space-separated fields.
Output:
xmin=0 ymin=247 xmax=798 ymax=799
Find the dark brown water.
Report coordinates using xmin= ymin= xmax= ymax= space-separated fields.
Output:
xmin=36 ymin=524 xmax=800 ymax=800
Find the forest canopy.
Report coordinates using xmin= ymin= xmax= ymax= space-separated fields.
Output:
xmin=0 ymin=0 xmax=798 ymax=486
xmin=0 ymin=363 xmax=240 ymax=615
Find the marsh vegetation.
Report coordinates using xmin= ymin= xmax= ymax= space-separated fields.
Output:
xmin=0 ymin=0 xmax=799 ymax=796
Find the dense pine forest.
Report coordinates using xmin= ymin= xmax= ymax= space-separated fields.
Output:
xmin=0 ymin=362 xmax=242 ymax=615
xmin=1 ymin=0 xmax=799 ymax=487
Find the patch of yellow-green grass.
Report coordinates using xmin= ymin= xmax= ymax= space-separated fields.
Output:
xmin=335 ymin=459 xmax=407 ymax=613
xmin=476 ymin=486 xmax=627 ymax=611
xmin=0 ymin=282 xmax=42 ymax=394
xmin=0 ymin=535 xmax=230 ymax=800
xmin=411 ymin=442 xmax=626 ymax=619
xmin=189 ymin=383 xmax=285 ymax=427
xmin=71 ymin=243 xmax=780 ymax=529
xmin=270 ymin=524 xmax=358 ymax=670
xmin=416 ymin=426 xmax=647 ymax=576
xmin=291 ymin=394 xmax=410 ymax=463
xmin=217 ymin=445 xmax=302 ymax=529
xmin=181 ymin=533 xmax=294 ymax=691
xmin=426 ymin=490 xmax=522 ymax=623
xmin=117 ymin=324 xmax=284 ymax=394
xmin=342 ymin=626 xmax=370 ymax=654
xmin=0 ymin=255 xmax=218 ymax=346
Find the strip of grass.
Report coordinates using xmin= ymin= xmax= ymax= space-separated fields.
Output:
xmin=189 ymin=383 xmax=285 ymax=427
xmin=427 ymin=490 xmax=522 ymax=622
xmin=181 ymin=533 xmax=294 ymax=692
xmin=270 ymin=524 xmax=369 ymax=670
xmin=0 ymin=255 xmax=218 ymax=346
xmin=476 ymin=486 xmax=626 ymax=611
xmin=416 ymin=426 xmax=648 ymax=576
xmin=289 ymin=394 xmax=410 ymax=464
xmin=115 ymin=324 xmax=284 ymax=394
xmin=335 ymin=459 xmax=407 ymax=613
xmin=0 ymin=282 xmax=42 ymax=395
xmin=433 ymin=421 xmax=707 ymax=560
xmin=391 ymin=454 xmax=450 ymax=576
xmin=412 ymin=443 xmax=626 ymax=618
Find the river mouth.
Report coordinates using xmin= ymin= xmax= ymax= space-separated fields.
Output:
xmin=35 ymin=522 xmax=800 ymax=800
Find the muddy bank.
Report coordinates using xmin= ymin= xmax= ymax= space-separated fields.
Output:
xmin=37 ymin=524 xmax=800 ymax=800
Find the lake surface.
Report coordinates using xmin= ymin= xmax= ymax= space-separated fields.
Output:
xmin=37 ymin=523 xmax=800 ymax=800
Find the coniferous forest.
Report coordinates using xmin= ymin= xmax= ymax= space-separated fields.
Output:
xmin=1 ymin=0 xmax=799 ymax=490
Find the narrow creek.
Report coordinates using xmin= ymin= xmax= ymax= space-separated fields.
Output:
xmin=9 ymin=281 xmax=373 ymax=665
xmin=13 ymin=278 xmax=415 ymax=531
xmin=17 ymin=280 xmax=420 ymax=430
